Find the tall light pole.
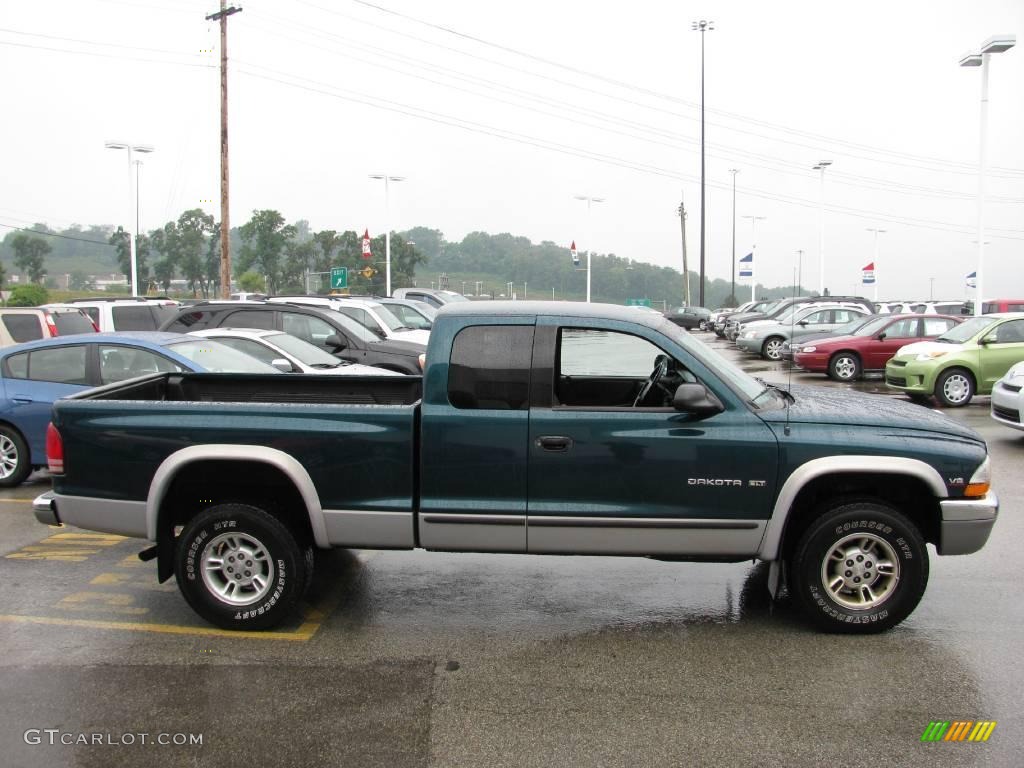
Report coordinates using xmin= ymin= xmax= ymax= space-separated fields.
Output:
xmin=866 ymin=227 xmax=886 ymax=303
xmin=692 ymin=19 xmax=714 ymax=307
xmin=369 ymin=174 xmax=406 ymax=296
xmin=812 ymin=161 xmax=833 ymax=295
xmin=960 ymin=34 xmax=1016 ymax=316
xmin=729 ymin=168 xmax=739 ymax=305
xmin=741 ymin=215 xmax=766 ymax=302
xmin=574 ymin=195 xmax=605 ymax=302
xmin=105 ymin=141 xmax=154 ymax=296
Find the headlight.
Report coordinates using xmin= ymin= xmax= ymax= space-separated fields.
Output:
xmin=743 ymin=332 xmax=756 ymax=339
xmin=915 ymin=350 xmax=949 ymax=361
xmin=800 ymin=346 xmax=816 ymax=353
xmin=965 ymin=456 xmax=990 ymax=498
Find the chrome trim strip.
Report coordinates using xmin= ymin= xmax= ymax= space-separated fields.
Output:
xmin=527 ymin=517 xmax=760 ymax=530
xmin=421 ymin=514 xmax=525 ymax=526
xmin=758 ymin=456 xmax=947 ymax=560
xmin=940 ymin=492 xmax=999 ymax=521
xmin=51 ymin=493 xmax=147 ymax=538
xmin=147 ymin=445 xmax=328 ymax=547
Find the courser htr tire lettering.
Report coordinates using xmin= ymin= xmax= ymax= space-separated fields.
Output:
xmin=174 ymin=503 xmax=311 ymax=629
xmin=791 ymin=501 xmax=929 ymax=634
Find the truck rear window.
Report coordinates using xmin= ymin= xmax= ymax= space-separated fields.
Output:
xmin=51 ymin=311 xmax=97 ymax=336
xmin=448 ymin=325 xmax=533 ymax=410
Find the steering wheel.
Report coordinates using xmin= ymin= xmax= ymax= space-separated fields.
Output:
xmin=633 ymin=355 xmax=671 ymax=407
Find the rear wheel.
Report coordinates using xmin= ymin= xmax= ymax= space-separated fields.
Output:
xmin=0 ymin=426 xmax=31 ymax=488
xmin=934 ymin=368 xmax=975 ymax=407
xmin=762 ymin=336 xmax=785 ymax=361
xmin=828 ymin=353 xmax=862 ymax=381
xmin=790 ymin=500 xmax=928 ymax=633
xmin=175 ymin=503 xmax=311 ymax=630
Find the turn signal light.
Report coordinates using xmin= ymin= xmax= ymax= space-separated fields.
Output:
xmin=964 ymin=481 xmax=990 ymax=498
xmin=46 ymin=423 xmax=64 ymax=474
xmin=417 ymin=353 xmax=426 ymax=372
xmin=964 ymin=456 xmax=990 ymax=498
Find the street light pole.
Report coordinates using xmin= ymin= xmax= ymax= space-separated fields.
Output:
xmin=105 ymin=141 xmax=154 ymax=297
xmin=369 ymin=174 xmax=406 ymax=296
xmin=692 ymin=19 xmax=714 ymax=307
xmin=741 ymin=215 xmax=766 ymax=303
xmin=574 ymin=195 xmax=605 ymax=302
xmin=813 ymin=161 xmax=832 ymax=296
xmin=866 ymin=228 xmax=886 ymax=303
xmin=729 ymin=168 xmax=739 ymax=305
xmin=960 ymin=35 xmax=1016 ymax=316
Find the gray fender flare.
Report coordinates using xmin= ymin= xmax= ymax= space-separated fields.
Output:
xmin=758 ymin=455 xmax=946 ymax=562
xmin=146 ymin=445 xmax=329 ymax=547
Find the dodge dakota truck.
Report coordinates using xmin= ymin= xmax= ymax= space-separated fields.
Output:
xmin=33 ymin=302 xmax=998 ymax=634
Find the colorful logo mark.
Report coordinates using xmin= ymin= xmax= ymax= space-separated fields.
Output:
xmin=921 ymin=721 xmax=996 ymax=742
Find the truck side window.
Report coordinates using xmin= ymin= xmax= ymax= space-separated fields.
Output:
xmin=448 ymin=325 xmax=533 ymax=410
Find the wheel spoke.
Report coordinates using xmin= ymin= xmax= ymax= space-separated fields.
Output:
xmin=827 ymin=576 xmax=845 ymax=594
xmin=860 ymin=585 xmax=877 ymax=604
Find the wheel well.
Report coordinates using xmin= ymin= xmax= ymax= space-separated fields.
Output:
xmin=829 ymin=350 xmax=860 ymax=363
xmin=779 ymin=472 xmax=941 ymax=561
xmin=155 ymin=460 xmax=314 ymax=578
xmin=937 ymin=366 xmax=975 ymax=387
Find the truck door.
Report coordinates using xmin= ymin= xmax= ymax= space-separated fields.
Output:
xmin=419 ymin=323 xmax=535 ymax=552
xmin=526 ymin=320 xmax=778 ymax=557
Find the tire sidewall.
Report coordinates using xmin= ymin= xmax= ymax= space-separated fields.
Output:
xmin=0 ymin=426 xmax=31 ymax=488
xmin=763 ymin=337 xmax=784 ymax=360
xmin=935 ymin=368 xmax=974 ymax=407
xmin=175 ymin=504 xmax=306 ymax=630
xmin=829 ymin=353 xmax=860 ymax=381
xmin=792 ymin=503 xmax=929 ymax=633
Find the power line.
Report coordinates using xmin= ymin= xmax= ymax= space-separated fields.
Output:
xmin=0 ymin=221 xmax=117 ymax=246
xmin=0 ymin=38 xmax=214 ymax=68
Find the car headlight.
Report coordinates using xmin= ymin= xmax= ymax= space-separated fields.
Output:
xmin=915 ymin=350 xmax=949 ymax=361
xmin=743 ymin=332 xmax=756 ymax=339
xmin=800 ymin=346 xmax=816 ymax=353
xmin=965 ymin=456 xmax=990 ymax=498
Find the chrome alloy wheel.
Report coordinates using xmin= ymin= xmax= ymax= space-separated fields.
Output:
xmin=0 ymin=435 xmax=18 ymax=479
xmin=763 ymin=338 xmax=784 ymax=360
xmin=833 ymin=356 xmax=858 ymax=380
xmin=820 ymin=533 xmax=900 ymax=610
xmin=941 ymin=373 xmax=972 ymax=405
xmin=201 ymin=532 xmax=275 ymax=606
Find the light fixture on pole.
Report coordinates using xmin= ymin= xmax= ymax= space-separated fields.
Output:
xmin=865 ymin=228 xmax=886 ymax=303
xmin=812 ymin=161 xmax=832 ymax=296
xmin=574 ymin=195 xmax=606 ymax=303
xmin=105 ymin=141 xmax=155 ymax=297
xmin=691 ymin=19 xmax=714 ymax=307
xmin=960 ymin=34 xmax=1016 ymax=316
xmin=368 ymin=174 xmax=406 ymax=296
xmin=741 ymin=215 xmax=766 ymax=302
xmin=729 ymin=168 xmax=739 ymax=305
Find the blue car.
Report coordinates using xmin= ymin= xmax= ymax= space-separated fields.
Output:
xmin=0 ymin=331 xmax=279 ymax=487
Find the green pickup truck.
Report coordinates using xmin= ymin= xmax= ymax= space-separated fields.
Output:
xmin=34 ymin=302 xmax=997 ymax=634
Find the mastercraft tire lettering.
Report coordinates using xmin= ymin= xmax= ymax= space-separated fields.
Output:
xmin=174 ymin=503 xmax=310 ymax=630
xmin=791 ymin=501 xmax=929 ymax=634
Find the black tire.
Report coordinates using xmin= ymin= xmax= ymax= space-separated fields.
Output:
xmin=934 ymin=367 xmax=975 ymax=407
xmin=175 ymin=503 xmax=311 ymax=630
xmin=0 ymin=425 xmax=32 ymax=488
xmin=828 ymin=352 xmax=862 ymax=382
xmin=761 ymin=336 xmax=785 ymax=361
xmin=790 ymin=500 xmax=929 ymax=634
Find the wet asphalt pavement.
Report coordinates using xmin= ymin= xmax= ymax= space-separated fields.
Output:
xmin=1 ymin=332 xmax=1021 ymax=767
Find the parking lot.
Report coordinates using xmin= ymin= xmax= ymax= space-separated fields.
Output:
xmin=1 ymin=333 xmax=1021 ymax=767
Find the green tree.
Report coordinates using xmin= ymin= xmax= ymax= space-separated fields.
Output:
xmin=68 ymin=271 xmax=96 ymax=291
xmin=10 ymin=233 xmax=51 ymax=283
xmin=237 ymin=210 xmax=295 ymax=294
xmin=205 ymin=223 xmax=222 ymax=297
xmin=282 ymin=240 xmax=315 ymax=293
xmin=237 ymin=271 xmax=266 ymax=292
xmin=109 ymin=227 xmax=150 ymax=290
xmin=312 ymin=229 xmax=342 ymax=273
xmin=7 ymin=284 xmax=49 ymax=306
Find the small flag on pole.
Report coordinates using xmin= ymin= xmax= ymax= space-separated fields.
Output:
xmin=966 ymin=271 xmax=977 ymax=289
xmin=570 ymin=240 xmax=579 ymax=266
xmin=361 ymin=229 xmax=372 ymax=260
xmin=739 ymin=252 xmax=753 ymax=279
xmin=862 ymin=262 xmax=876 ymax=285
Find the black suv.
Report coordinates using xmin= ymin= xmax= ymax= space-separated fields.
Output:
xmin=159 ymin=302 xmax=424 ymax=374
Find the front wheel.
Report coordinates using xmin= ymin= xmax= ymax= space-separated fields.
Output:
xmin=828 ymin=353 xmax=862 ymax=381
xmin=175 ymin=503 xmax=311 ymax=630
xmin=762 ymin=336 xmax=785 ymax=361
xmin=934 ymin=368 xmax=975 ymax=407
xmin=790 ymin=501 xmax=929 ymax=633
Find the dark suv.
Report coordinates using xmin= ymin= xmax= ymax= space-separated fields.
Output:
xmin=159 ymin=302 xmax=424 ymax=374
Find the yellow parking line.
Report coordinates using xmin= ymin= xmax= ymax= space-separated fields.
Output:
xmin=0 ymin=614 xmax=322 ymax=641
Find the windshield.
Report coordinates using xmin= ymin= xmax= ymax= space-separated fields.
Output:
xmin=440 ymin=291 xmax=470 ymax=303
xmin=369 ymin=303 xmax=409 ymax=331
xmin=165 ymin=340 xmax=282 ymax=373
xmin=658 ymin=319 xmax=766 ymax=403
xmin=936 ymin=316 xmax=995 ymax=343
xmin=837 ymin=315 xmax=877 ymax=335
xmin=320 ymin=309 xmax=381 ymax=343
xmin=854 ymin=316 xmax=892 ymax=337
xmin=266 ymin=332 xmax=343 ymax=366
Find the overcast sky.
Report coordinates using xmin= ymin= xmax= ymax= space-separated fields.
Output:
xmin=1 ymin=0 xmax=1022 ymax=301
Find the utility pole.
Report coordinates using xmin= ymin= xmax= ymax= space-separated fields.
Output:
xmin=206 ymin=1 xmax=242 ymax=299
xmin=796 ymin=250 xmax=804 ymax=295
xmin=691 ymin=20 xmax=714 ymax=307
xmin=729 ymin=169 xmax=739 ymax=306
xmin=677 ymin=194 xmax=690 ymax=306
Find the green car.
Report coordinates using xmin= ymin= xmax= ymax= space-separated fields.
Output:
xmin=885 ymin=313 xmax=1024 ymax=406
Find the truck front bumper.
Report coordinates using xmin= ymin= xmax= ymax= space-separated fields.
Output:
xmin=938 ymin=492 xmax=998 ymax=555
xmin=33 ymin=491 xmax=61 ymax=527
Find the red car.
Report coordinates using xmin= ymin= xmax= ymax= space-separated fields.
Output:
xmin=793 ymin=314 xmax=964 ymax=381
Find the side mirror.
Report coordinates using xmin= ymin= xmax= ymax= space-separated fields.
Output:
xmin=672 ymin=383 xmax=724 ymax=417
xmin=981 ymin=334 xmax=997 ymax=345
xmin=798 ymin=320 xmax=808 ymax=326
xmin=877 ymin=332 xmax=887 ymax=341
xmin=270 ymin=358 xmax=294 ymax=373
xmin=325 ymin=333 xmax=347 ymax=351
xmin=375 ymin=328 xmax=387 ymax=339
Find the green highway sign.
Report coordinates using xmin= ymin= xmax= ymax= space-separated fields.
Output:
xmin=330 ymin=267 xmax=348 ymax=289
xmin=626 ymin=298 xmax=651 ymax=307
